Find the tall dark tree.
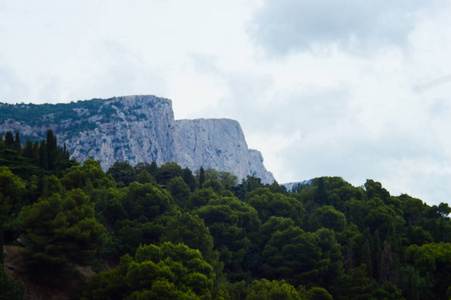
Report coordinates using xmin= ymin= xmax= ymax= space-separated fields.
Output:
xmin=315 ymin=177 xmax=327 ymax=205
xmin=46 ymin=129 xmax=57 ymax=170
xmin=199 ymin=166 xmax=205 ymax=188
xmin=22 ymin=138 xmax=33 ymax=159
xmin=4 ymin=132 xmax=14 ymax=148
xmin=14 ymin=132 xmax=21 ymax=151
xmin=39 ymin=139 xmax=48 ymax=170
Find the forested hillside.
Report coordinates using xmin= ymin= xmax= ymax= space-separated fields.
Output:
xmin=2 ymin=130 xmax=451 ymax=299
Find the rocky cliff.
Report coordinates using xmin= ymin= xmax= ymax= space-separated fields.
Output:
xmin=175 ymin=119 xmax=274 ymax=183
xmin=0 ymin=95 xmax=274 ymax=183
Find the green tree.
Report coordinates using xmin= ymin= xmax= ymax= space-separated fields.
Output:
xmin=14 ymin=132 xmax=21 ymax=152
xmin=3 ymin=131 xmax=14 ymax=148
xmin=406 ymin=242 xmax=451 ymax=299
xmin=107 ymin=160 xmax=137 ymax=187
xmin=0 ymin=264 xmax=25 ymax=300
xmin=20 ymin=189 xmax=107 ymax=273
xmin=203 ymin=179 xmax=224 ymax=194
xmin=261 ymin=226 xmax=324 ymax=284
xmin=0 ymin=166 xmax=26 ymax=215
xmin=121 ymin=181 xmax=172 ymax=221
xmin=198 ymin=166 xmax=206 ymax=188
xmin=195 ymin=197 xmax=261 ymax=280
xmin=83 ymin=242 xmax=215 ymax=300
xmin=246 ymin=279 xmax=302 ymax=300
xmin=46 ymin=129 xmax=57 ymax=170
xmin=309 ymin=205 xmax=346 ymax=232
xmin=186 ymin=187 xmax=218 ymax=210
xmin=160 ymin=212 xmax=215 ymax=260
xmin=156 ymin=162 xmax=182 ymax=186
xmin=39 ymin=139 xmax=48 ymax=169
xmin=245 ymin=188 xmax=304 ymax=226
xmin=167 ymin=176 xmax=191 ymax=208
xmin=182 ymin=167 xmax=197 ymax=191
xmin=61 ymin=158 xmax=115 ymax=192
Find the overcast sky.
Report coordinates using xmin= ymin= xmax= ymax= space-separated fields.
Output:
xmin=1 ymin=0 xmax=451 ymax=205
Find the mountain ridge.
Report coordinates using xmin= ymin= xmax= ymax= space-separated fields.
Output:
xmin=0 ymin=95 xmax=274 ymax=183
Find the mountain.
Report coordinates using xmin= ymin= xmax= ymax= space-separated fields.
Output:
xmin=0 ymin=95 xmax=274 ymax=183
xmin=282 ymin=180 xmax=312 ymax=191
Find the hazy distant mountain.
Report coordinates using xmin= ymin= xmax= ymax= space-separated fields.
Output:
xmin=282 ymin=180 xmax=312 ymax=191
xmin=0 ymin=95 xmax=274 ymax=183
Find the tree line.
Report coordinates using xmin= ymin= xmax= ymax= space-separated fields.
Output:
xmin=1 ymin=129 xmax=451 ymax=299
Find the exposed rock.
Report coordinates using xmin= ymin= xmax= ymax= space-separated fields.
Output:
xmin=174 ymin=118 xmax=273 ymax=182
xmin=0 ymin=95 xmax=274 ymax=183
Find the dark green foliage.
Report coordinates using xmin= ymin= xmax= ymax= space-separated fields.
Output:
xmin=260 ymin=225 xmax=342 ymax=286
xmin=82 ymin=242 xmax=215 ymax=299
xmin=2 ymin=131 xmax=451 ymax=299
xmin=61 ymin=158 xmax=115 ymax=192
xmin=121 ymin=181 xmax=172 ymax=221
xmin=203 ymin=179 xmax=224 ymax=194
xmin=182 ymin=167 xmax=197 ymax=191
xmin=309 ymin=205 xmax=346 ymax=232
xmin=245 ymin=279 xmax=302 ymax=299
xmin=107 ymin=160 xmax=137 ymax=187
xmin=0 ymin=130 xmax=76 ymax=179
xmin=156 ymin=162 xmax=182 ymax=186
xmin=0 ymin=264 xmax=25 ymax=300
xmin=245 ymin=188 xmax=304 ymax=226
xmin=186 ymin=187 xmax=218 ymax=210
xmin=195 ymin=196 xmax=260 ymax=280
xmin=19 ymin=189 xmax=107 ymax=272
xmin=3 ymin=131 xmax=14 ymax=148
xmin=160 ymin=212 xmax=214 ymax=260
xmin=330 ymin=264 xmax=403 ymax=299
xmin=167 ymin=176 xmax=191 ymax=208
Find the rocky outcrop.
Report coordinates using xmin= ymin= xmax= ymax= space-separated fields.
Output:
xmin=0 ymin=95 xmax=274 ymax=183
xmin=174 ymin=118 xmax=274 ymax=182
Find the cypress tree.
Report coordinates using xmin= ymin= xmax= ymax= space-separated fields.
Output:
xmin=4 ymin=132 xmax=14 ymax=148
xmin=23 ymin=138 xmax=33 ymax=159
xmin=46 ymin=130 xmax=57 ymax=170
xmin=199 ymin=166 xmax=205 ymax=188
xmin=32 ymin=141 xmax=40 ymax=165
xmin=14 ymin=132 xmax=21 ymax=152
xmin=39 ymin=139 xmax=48 ymax=170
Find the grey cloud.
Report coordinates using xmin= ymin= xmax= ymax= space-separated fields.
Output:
xmin=249 ymin=0 xmax=436 ymax=56
xmin=0 ymin=65 xmax=30 ymax=103
xmin=189 ymin=53 xmax=220 ymax=74
xmin=70 ymin=41 xmax=165 ymax=100
xmin=413 ymin=74 xmax=451 ymax=93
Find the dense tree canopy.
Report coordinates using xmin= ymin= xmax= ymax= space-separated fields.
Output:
xmin=2 ymin=129 xmax=451 ymax=299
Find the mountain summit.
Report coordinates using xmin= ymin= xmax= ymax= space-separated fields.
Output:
xmin=0 ymin=95 xmax=274 ymax=183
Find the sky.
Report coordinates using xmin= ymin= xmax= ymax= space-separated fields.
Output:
xmin=1 ymin=0 xmax=451 ymax=205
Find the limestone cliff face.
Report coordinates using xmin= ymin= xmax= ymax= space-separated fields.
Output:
xmin=68 ymin=95 xmax=177 ymax=169
xmin=0 ymin=95 xmax=274 ymax=183
xmin=175 ymin=118 xmax=274 ymax=182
